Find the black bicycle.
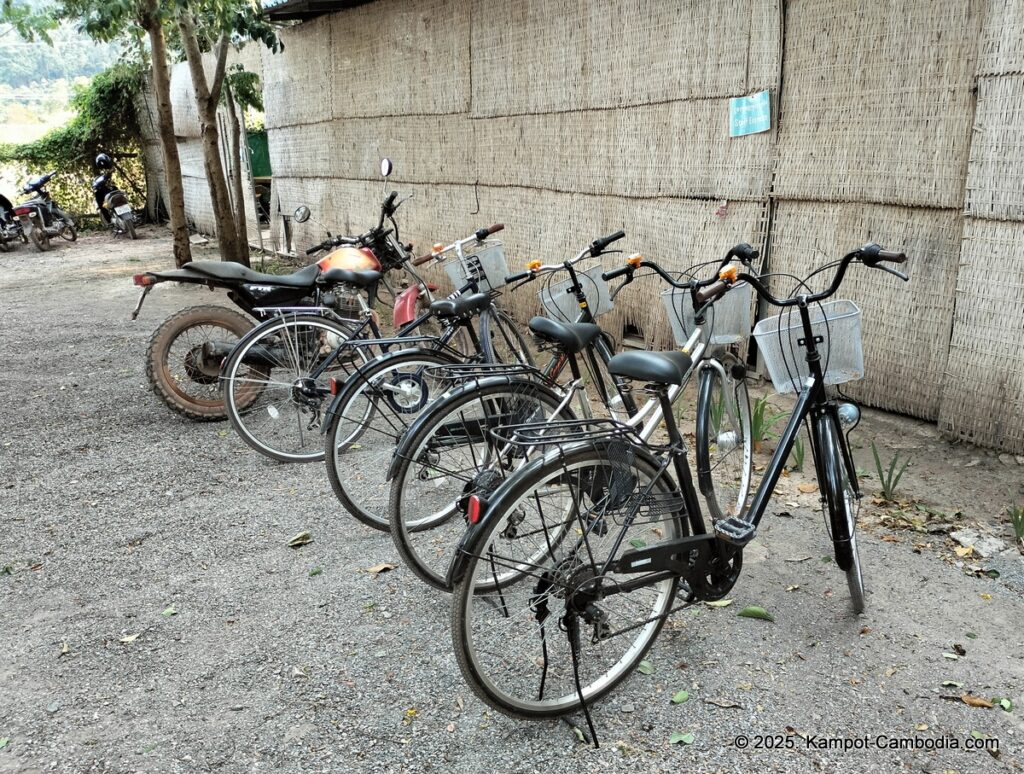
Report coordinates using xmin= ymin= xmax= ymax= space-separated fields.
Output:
xmin=447 ymin=243 xmax=907 ymax=720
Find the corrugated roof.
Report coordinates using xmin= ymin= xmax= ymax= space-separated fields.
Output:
xmin=260 ymin=0 xmax=373 ymax=22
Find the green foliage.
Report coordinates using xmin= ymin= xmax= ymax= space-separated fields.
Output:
xmin=226 ymin=63 xmax=261 ymax=112
xmin=751 ymin=395 xmax=787 ymax=449
xmin=0 ymin=63 xmax=145 ymax=215
xmin=1009 ymin=504 xmax=1024 ymax=542
xmin=788 ymin=437 xmax=805 ymax=472
xmin=1 ymin=0 xmax=58 ymax=44
xmin=870 ymin=441 xmax=909 ymax=501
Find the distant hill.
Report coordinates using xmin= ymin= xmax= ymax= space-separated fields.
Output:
xmin=0 ymin=19 xmax=120 ymax=90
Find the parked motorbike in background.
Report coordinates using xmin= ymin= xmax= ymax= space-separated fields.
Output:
xmin=92 ymin=153 xmax=138 ymax=240
xmin=14 ymin=171 xmax=77 ymax=251
xmin=0 ymin=193 xmax=27 ymax=252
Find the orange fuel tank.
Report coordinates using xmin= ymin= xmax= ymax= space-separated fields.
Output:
xmin=317 ymin=246 xmax=381 ymax=273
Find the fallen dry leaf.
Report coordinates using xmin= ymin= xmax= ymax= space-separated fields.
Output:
xmin=119 ymin=633 xmax=140 ymax=644
xmin=704 ymin=698 xmax=742 ymax=709
xmin=365 ymin=562 xmax=396 ymax=574
xmin=954 ymin=546 xmax=973 ymax=557
xmin=797 ymin=483 xmax=818 ymax=494
xmin=287 ymin=531 xmax=314 ymax=548
xmin=962 ymin=695 xmax=994 ymax=709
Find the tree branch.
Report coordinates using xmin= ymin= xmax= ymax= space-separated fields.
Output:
xmin=208 ymin=32 xmax=230 ymax=111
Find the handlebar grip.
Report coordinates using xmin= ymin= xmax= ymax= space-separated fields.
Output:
xmin=878 ymin=249 xmax=907 ymax=263
xmin=695 ymin=279 xmax=730 ymax=306
xmin=475 ymin=223 xmax=504 ymax=241
xmin=731 ymin=242 xmax=759 ymax=265
xmin=306 ymin=243 xmax=325 ymax=255
xmin=505 ymin=270 xmax=532 ymax=283
xmin=591 ymin=229 xmax=626 ymax=254
xmin=411 ymin=252 xmax=434 ymax=267
xmin=601 ymin=265 xmax=633 ymax=281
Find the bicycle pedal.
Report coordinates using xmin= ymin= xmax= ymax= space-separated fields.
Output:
xmin=714 ymin=517 xmax=756 ymax=546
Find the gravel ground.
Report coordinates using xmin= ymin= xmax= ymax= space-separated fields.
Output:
xmin=1 ymin=230 xmax=1022 ymax=773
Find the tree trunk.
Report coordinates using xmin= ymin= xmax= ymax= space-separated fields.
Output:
xmin=223 ymin=84 xmax=249 ymax=256
xmin=176 ymin=13 xmax=249 ymax=267
xmin=140 ymin=0 xmax=191 ymax=267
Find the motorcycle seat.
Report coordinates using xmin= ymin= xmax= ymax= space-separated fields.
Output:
xmin=320 ymin=268 xmax=381 ymax=287
xmin=184 ymin=261 xmax=321 ymax=288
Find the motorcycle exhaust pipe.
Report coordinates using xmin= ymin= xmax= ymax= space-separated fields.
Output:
xmin=203 ymin=341 xmax=281 ymax=369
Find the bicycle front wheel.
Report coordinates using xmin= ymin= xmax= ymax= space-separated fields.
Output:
xmin=695 ymin=359 xmax=752 ymax=520
xmin=324 ymin=348 xmax=463 ymax=531
xmin=221 ymin=315 xmax=367 ymax=462
xmin=452 ymin=443 xmax=683 ymax=718
xmin=389 ymin=378 xmax=572 ymax=589
xmin=479 ymin=308 xmax=534 ymax=366
xmin=815 ymin=411 xmax=865 ymax=614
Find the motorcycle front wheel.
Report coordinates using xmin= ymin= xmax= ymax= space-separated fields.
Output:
xmin=59 ymin=222 xmax=77 ymax=242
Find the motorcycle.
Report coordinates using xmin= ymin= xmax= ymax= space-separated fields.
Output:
xmin=14 ymin=171 xmax=77 ymax=251
xmin=93 ymin=170 xmax=138 ymax=240
xmin=0 ymin=193 xmax=27 ymax=252
xmin=131 ymin=157 xmax=426 ymax=421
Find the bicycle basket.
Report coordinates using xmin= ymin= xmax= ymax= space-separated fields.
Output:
xmin=438 ymin=239 xmax=509 ymax=293
xmin=539 ymin=264 xmax=614 ymax=322
xmin=753 ymin=299 xmax=863 ymax=394
xmin=659 ymin=281 xmax=752 ymax=347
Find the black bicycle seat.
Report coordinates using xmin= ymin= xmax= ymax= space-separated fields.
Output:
xmin=528 ymin=317 xmax=601 ymax=355
xmin=607 ymin=350 xmax=692 ymax=386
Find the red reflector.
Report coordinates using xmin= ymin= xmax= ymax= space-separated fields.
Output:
xmin=467 ymin=495 xmax=483 ymax=525
xmin=426 ymin=282 xmax=439 ymax=291
xmin=329 ymin=377 xmax=339 ymax=395
xmin=132 ymin=273 xmax=154 ymax=287
xmin=13 ymin=206 xmax=30 ymax=216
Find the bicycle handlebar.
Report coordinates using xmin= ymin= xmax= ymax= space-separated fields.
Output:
xmin=590 ymin=229 xmax=625 ymax=255
xmin=600 ymin=242 xmax=759 ymax=289
xmin=502 ymin=229 xmax=627 ymax=285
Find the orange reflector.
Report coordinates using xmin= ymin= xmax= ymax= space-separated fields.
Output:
xmin=720 ymin=265 xmax=739 ymax=283
xmin=432 ymin=243 xmax=445 ymax=254
xmin=329 ymin=377 xmax=339 ymax=395
xmin=626 ymin=253 xmax=643 ymax=267
xmin=526 ymin=259 xmax=541 ymax=271
xmin=467 ymin=495 xmax=483 ymax=525
xmin=132 ymin=273 xmax=154 ymax=286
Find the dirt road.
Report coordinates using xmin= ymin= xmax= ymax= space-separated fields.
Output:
xmin=1 ymin=229 xmax=1022 ymax=773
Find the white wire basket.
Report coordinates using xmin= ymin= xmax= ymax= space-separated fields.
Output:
xmin=753 ymin=299 xmax=863 ymax=394
xmin=438 ymin=240 xmax=509 ymax=293
xmin=659 ymin=281 xmax=752 ymax=347
xmin=539 ymin=264 xmax=614 ymax=322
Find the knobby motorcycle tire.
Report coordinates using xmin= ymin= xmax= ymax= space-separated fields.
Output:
xmin=146 ymin=304 xmax=254 ymax=421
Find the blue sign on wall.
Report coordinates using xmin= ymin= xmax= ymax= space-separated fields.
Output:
xmin=729 ymin=91 xmax=772 ymax=137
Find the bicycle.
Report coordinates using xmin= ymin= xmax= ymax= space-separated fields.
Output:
xmin=218 ymin=221 xmax=527 ymax=463
xmin=319 ymin=226 xmax=542 ymax=529
xmin=386 ymin=244 xmax=758 ymax=590
xmin=447 ymin=242 xmax=907 ymax=722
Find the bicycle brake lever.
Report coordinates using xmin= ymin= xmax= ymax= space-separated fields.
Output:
xmin=876 ymin=264 xmax=909 ymax=282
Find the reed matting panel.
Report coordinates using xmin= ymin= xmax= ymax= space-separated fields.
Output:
xmin=470 ymin=0 xmax=780 ymax=116
xmin=978 ymin=0 xmax=1024 ymax=75
xmin=262 ymin=15 xmax=334 ymax=129
xmin=939 ymin=218 xmax=1024 ymax=453
xmin=766 ymin=201 xmax=962 ymax=420
xmin=965 ymin=74 xmax=1024 ymax=222
xmin=773 ymin=0 xmax=981 ymax=209
xmin=169 ymin=63 xmax=201 ymax=139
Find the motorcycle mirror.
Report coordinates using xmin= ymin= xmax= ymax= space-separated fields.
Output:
xmin=380 ymin=158 xmax=393 ymax=178
xmin=293 ymin=205 xmax=312 ymax=223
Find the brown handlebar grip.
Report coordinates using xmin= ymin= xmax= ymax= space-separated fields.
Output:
xmin=877 ymin=249 xmax=907 ymax=263
xmin=487 ymin=223 xmax=505 ymax=235
xmin=695 ymin=279 xmax=729 ymax=306
xmin=411 ymin=252 xmax=434 ymax=267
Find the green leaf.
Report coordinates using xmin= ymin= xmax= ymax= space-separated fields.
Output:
xmin=0 ymin=737 xmax=8 ymax=749
xmin=995 ymin=698 xmax=1013 ymax=712
xmin=572 ymin=726 xmax=584 ymax=742
xmin=737 ymin=605 xmax=775 ymax=622
xmin=669 ymin=731 xmax=695 ymax=745
xmin=637 ymin=660 xmax=654 ymax=675
xmin=309 ymin=567 xmax=323 ymax=577
xmin=705 ymin=599 xmax=733 ymax=608
xmin=965 ymin=632 xmax=978 ymax=639
xmin=671 ymin=690 xmax=690 ymax=704
xmin=161 ymin=605 xmax=177 ymax=617
xmin=971 ymin=731 xmax=984 ymax=740
xmin=629 ymin=538 xmax=646 ymax=549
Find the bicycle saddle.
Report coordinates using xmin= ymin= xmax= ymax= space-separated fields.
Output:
xmin=320 ymin=268 xmax=381 ymax=287
xmin=528 ymin=317 xmax=601 ymax=355
xmin=430 ymin=293 xmax=490 ymax=318
xmin=607 ymin=350 xmax=692 ymax=385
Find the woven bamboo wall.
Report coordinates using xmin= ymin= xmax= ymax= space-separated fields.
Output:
xmin=939 ymin=218 xmax=1024 ymax=452
xmin=773 ymin=0 xmax=982 ymax=209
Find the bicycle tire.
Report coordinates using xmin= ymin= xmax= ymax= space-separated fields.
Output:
xmin=388 ymin=377 xmax=574 ymax=589
xmin=479 ymin=308 xmax=535 ymax=366
xmin=451 ymin=442 xmax=683 ymax=718
xmin=323 ymin=347 xmax=464 ymax=531
xmin=695 ymin=360 xmax=753 ymax=520
xmin=815 ymin=411 xmax=865 ymax=614
xmin=221 ymin=314 xmax=367 ymax=462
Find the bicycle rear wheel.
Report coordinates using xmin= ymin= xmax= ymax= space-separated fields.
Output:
xmin=695 ymin=359 xmax=752 ymax=520
xmin=388 ymin=378 xmax=573 ymax=589
xmin=815 ymin=411 xmax=865 ymax=613
xmin=451 ymin=443 xmax=683 ymax=719
xmin=221 ymin=315 xmax=367 ymax=462
xmin=323 ymin=348 xmax=463 ymax=531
